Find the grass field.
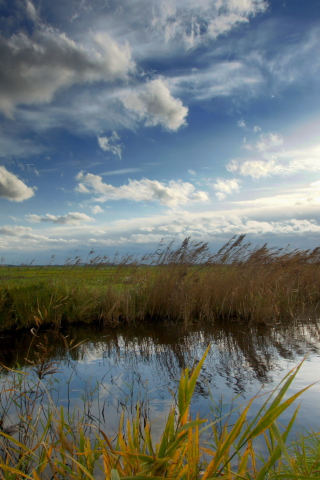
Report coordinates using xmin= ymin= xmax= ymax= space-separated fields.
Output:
xmin=1 ymin=235 xmax=320 ymax=332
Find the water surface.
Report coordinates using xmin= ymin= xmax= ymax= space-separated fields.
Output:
xmin=1 ymin=318 xmax=320 ymax=436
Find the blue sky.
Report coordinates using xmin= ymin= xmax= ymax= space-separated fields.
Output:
xmin=1 ymin=0 xmax=320 ymax=263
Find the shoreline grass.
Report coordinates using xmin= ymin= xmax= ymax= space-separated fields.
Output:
xmin=1 ymin=235 xmax=320 ymax=332
xmin=1 ymin=343 xmax=320 ymax=479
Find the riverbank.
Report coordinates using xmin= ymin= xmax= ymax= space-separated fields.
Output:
xmin=1 ymin=236 xmax=320 ymax=333
xmin=1 ymin=345 xmax=319 ymax=479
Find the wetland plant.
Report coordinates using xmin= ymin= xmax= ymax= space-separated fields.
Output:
xmin=1 ymin=235 xmax=320 ymax=331
xmin=0 ymin=344 xmax=320 ymax=479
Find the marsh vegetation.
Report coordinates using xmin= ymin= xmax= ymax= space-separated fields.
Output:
xmin=1 ymin=235 xmax=320 ymax=332
xmin=2 ymin=236 xmax=320 ymax=478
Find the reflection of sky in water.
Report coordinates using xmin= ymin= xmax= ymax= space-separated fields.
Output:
xmin=1 ymin=320 xmax=320 ymax=438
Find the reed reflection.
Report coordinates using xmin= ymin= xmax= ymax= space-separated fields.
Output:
xmin=1 ymin=318 xmax=320 ymax=398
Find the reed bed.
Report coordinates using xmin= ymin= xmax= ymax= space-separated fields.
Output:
xmin=1 ymin=235 xmax=320 ymax=332
xmin=1 ymin=342 xmax=320 ymax=479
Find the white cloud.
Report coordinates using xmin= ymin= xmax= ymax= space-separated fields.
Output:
xmin=0 ymin=166 xmax=36 ymax=201
xmin=170 ymin=62 xmax=262 ymax=102
xmin=98 ymin=131 xmax=122 ymax=159
xmin=122 ymin=78 xmax=188 ymax=131
xmin=3 ymin=187 xmax=320 ymax=253
xmin=65 ymin=210 xmax=320 ymax=249
xmin=0 ymin=225 xmax=69 ymax=243
xmin=228 ymin=142 xmax=320 ymax=179
xmin=0 ymin=28 xmax=134 ymax=116
xmin=232 ymin=186 xmax=320 ymax=210
xmin=265 ymin=27 xmax=320 ymax=90
xmin=0 ymin=225 xmax=32 ymax=236
xmin=213 ymin=178 xmax=241 ymax=200
xmin=238 ymin=120 xmax=263 ymax=134
xmin=150 ymin=0 xmax=268 ymax=49
xmin=75 ymin=171 xmax=209 ymax=207
xmin=25 ymin=0 xmax=38 ymax=22
xmin=207 ymin=0 xmax=267 ymax=39
xmin=26 ymin=212 xmax=95 ymax=225
xmin=238 ymin=119 xmax=246 ymax=128
xmin=241 ymin=132 xmax=284 ymax=153
xmin=91 ymin=205 xmax=104 ymax=214
xmin=227 ymin=158 xmax=275 ymax=179
xmin=256 ymin=132 xmax=283 ymax=151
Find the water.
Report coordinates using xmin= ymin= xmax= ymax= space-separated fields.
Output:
xmin=1 ymin=318 xmax=320 ymax=437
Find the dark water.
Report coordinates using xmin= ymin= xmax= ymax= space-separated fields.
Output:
xmin=1 ymin=318 xmax=320 ymax=436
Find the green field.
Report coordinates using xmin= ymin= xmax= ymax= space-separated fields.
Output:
xmin=1 ymin=235 xmax=320 ymax=332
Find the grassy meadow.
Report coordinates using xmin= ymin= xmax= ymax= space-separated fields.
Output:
xmin=1 ymin=343 xmax=320 ymax=479
xmin=1 ymin=235 xmax=320 ymax=332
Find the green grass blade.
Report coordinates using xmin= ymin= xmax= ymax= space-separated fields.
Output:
xmin=111 ymin=469 xmax=120 ymax=480
xmin=177 ymin=419 xmax=205 ymax=434
xmin=270 ymin=421 xmax=292 ymax=465
xmin=248 ymin=384 xmax=313 ymax=440
xmin=157 ymin=409 xmax=175 ymax=458
xmin=184 ymin=344 xmax=211 ymax=410
xmin=256 ymin=405 xmax=300 ymax=480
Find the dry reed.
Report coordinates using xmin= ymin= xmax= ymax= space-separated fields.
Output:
xmin=1 ymin=235 xmax=320 ymax=331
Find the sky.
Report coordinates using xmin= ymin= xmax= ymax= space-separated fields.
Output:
xmin=1 ymin=0 xmax=320 ymax=264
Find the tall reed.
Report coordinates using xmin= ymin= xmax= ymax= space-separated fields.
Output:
xmin=1 ymin=235 xmax=320 ymax=331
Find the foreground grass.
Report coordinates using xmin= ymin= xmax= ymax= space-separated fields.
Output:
xmin=1 ymin=343 xmax=320 ymax=479
xmin=1 ymin=235 xmax=320 ymax=332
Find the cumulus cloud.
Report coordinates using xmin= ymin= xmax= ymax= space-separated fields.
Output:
xmin=98 ymin=131 xmax=122 ymax=159
xmin=213 ymin=178 xmax=241 ymax=200
xmin=0 ymin=28 xmax=134 ymax=116
xmin=0 ymin=224 xmax=69 ymax=243
xmin=75 ymin=171 xmax=208 ymax=207
xmin=223 ymin=218 xmax=320 ymax=236
xmin=0 ymin=225 xmax=32 ymax=236
xmin=242 ymin=132 xmax=283 ymax=152
xmin=0 ymin=166 xmax=36 ymax=201
xmin=91 ymin=205 xmax=104 ymax=214
xmin=122 ymin=78 xmax=188 ymax=131
xmin=3 ymin=196 xmax=320 ymax=253
xmin=26 ymin=212 xmax=95 ymax=225
xmin=227 ymin=158 xmax=275 ymax=179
